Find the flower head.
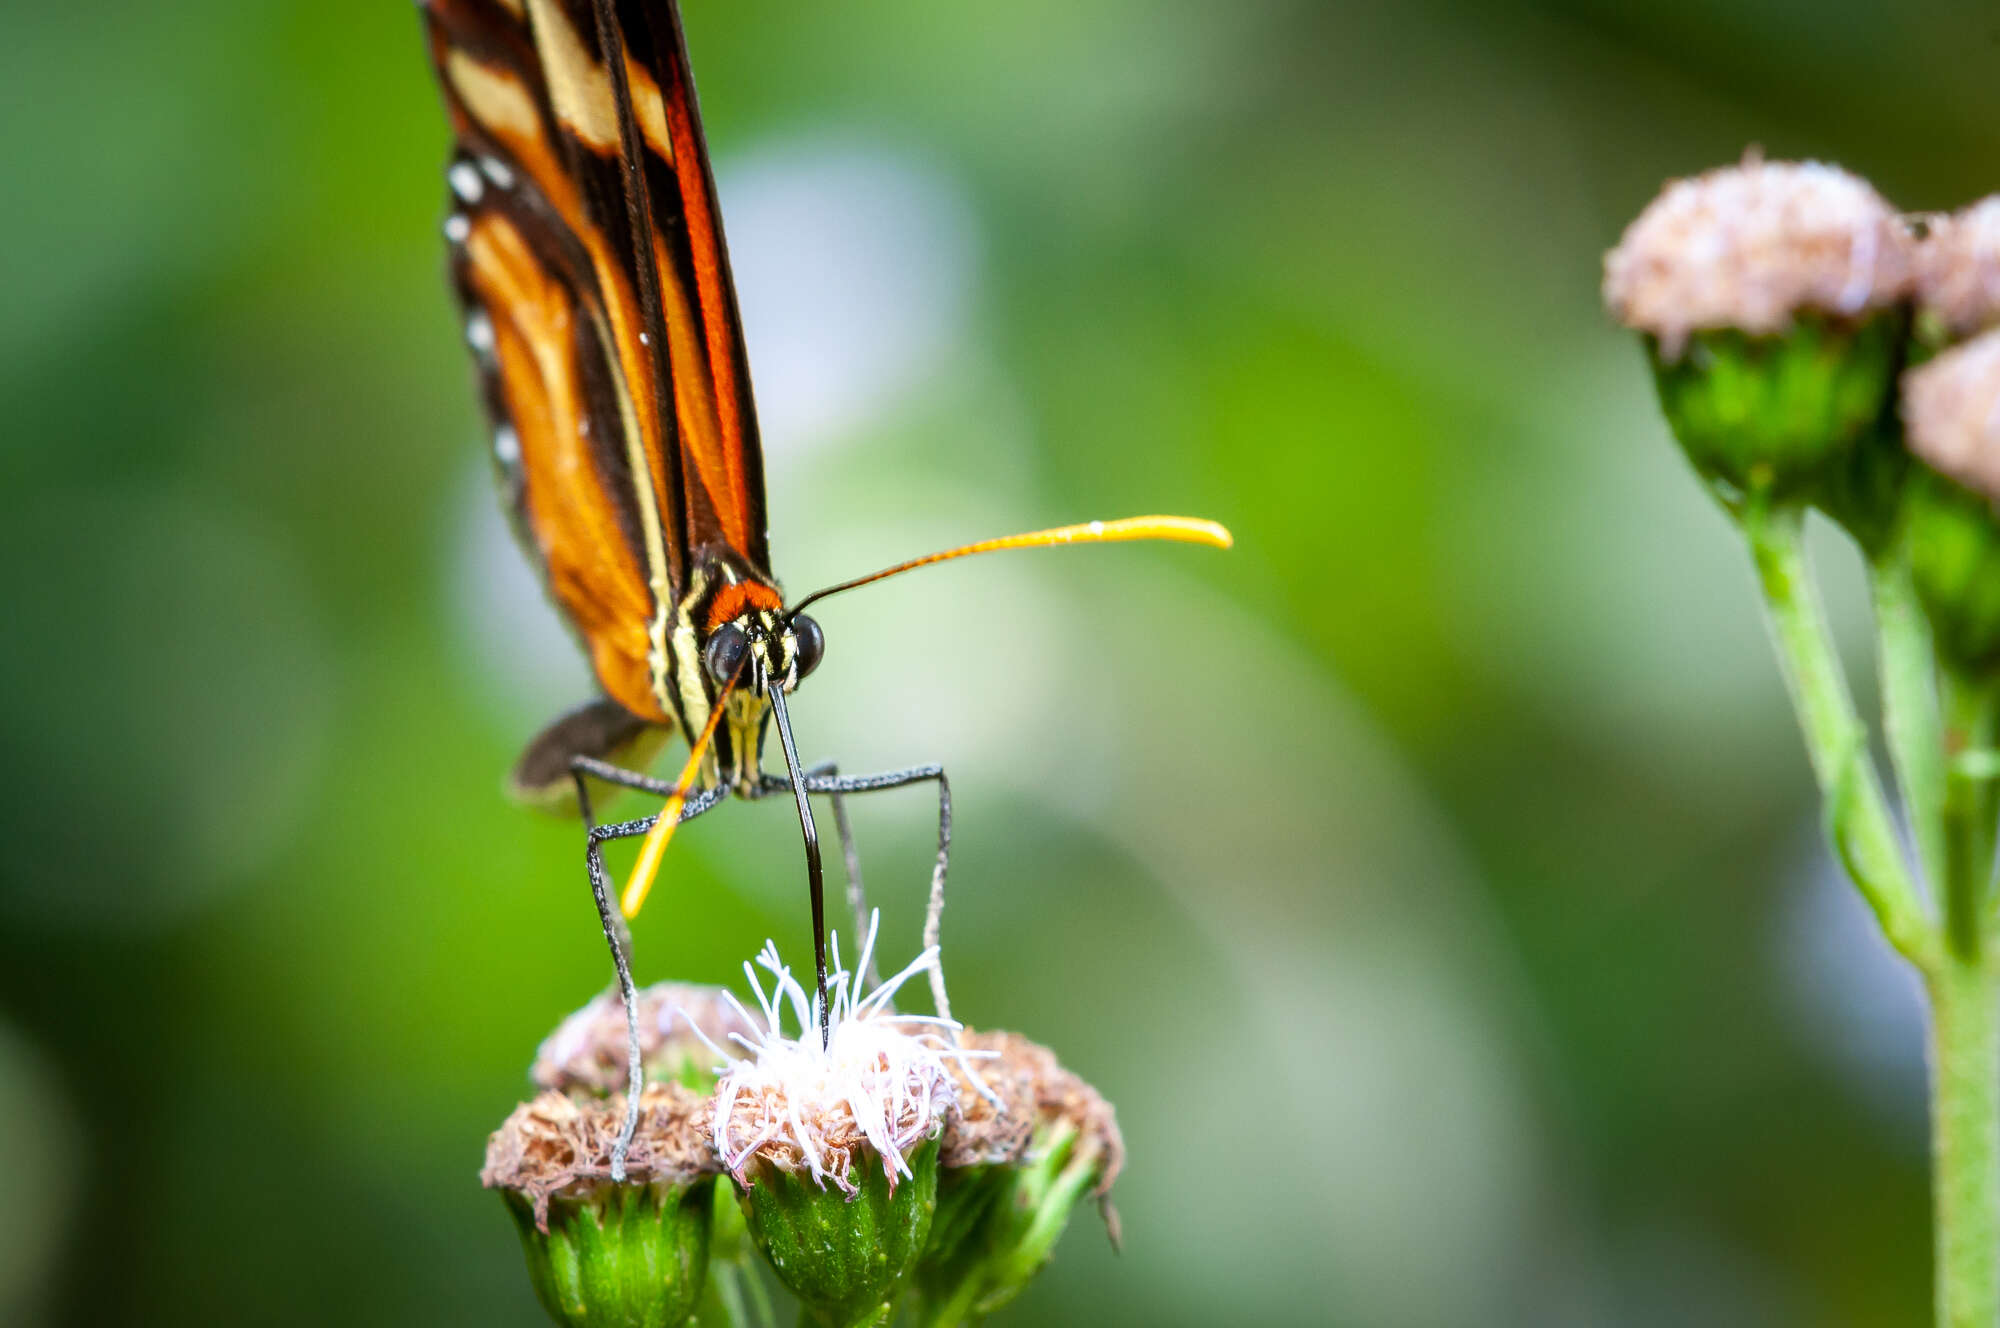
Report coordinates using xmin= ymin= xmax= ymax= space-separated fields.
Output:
xmin=485 ymin=912 xmax=1131 ymax=1326
xmin=1904 ymin=330 xmax=2000 ymax=500
xmin=482 ymin=1086 xmax=720 ymax=1328
xmin=917 ymin=1031 xmax=1126 ymax=1322
xmin=692 ymin=916 xmax=999 ymax=1326
xmin=703 ymin=914 xmax=992 ymax=1196
xmin=484 ymin=1083 xmax=717 ymax=1231
xmin=1899 ymin=331 xmax=2000 ymax=675
xmin=1915 ymin=197 xmax=2000 ymax=343
xmin=533 ymin=980 xmax=757 ymax=1096
xmin=929 ymin=1028 xmax=1124 ymax=1202
xmin=1604 ymin=153 xmax=1914 ymax=359
xmin=1605 ymin=154 xmax=1916 ymax=521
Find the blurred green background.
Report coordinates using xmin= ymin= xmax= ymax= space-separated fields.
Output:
xmin=4 ymin=1 xmax=1999 ymax=1324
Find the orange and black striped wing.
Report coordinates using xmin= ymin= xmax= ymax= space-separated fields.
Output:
xmin=605 ymin=0 xmax=770 ymax=572
xmin=420 ymin=0 xmax=770 ymax=730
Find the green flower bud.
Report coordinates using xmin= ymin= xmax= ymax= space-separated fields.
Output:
xmin=736 ymin=1138 xmax=941 ymax=1328
xmin=535 ymin=982 xmax=757 ymax=1096
xmin=917 ymin=1032 xmax=1125 ymax=1326
xmin=1604 ymin=155 xmax=1915 ymax=509
xmin=1649 ymin=314 xmax=1906 ymax=510
xmin=1819 ymin=337 xmax=1920 ymax=559
xmin=483 ymin=1085 xmax=720 ymax=1328
xmin=1902 ymin=332 xmax=2000 ymax=676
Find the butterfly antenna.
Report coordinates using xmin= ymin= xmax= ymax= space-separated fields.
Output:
xmin=786 ymin=515 xmax=1232 ymax=619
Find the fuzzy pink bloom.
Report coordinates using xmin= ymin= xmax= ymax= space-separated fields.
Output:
xmin=1604 ymin=154 xmax=1914 ymax=358
xmin=1915 ymin=197 xmax=2000 ymax=340
xmin=1904 ymin=330 xmax=2000 ymax=501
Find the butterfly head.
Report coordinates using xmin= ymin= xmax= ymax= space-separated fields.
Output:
xmin=702 ymin=609 xmax=825 ymax=699
xmin=695 ymin=580 xmax=825 ymax=796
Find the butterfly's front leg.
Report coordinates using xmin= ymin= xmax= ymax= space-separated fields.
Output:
xmin=773 ymin=764 xmax=954 ymax=1021
xmin=577 ymin=783 xmax=730 ymax=1181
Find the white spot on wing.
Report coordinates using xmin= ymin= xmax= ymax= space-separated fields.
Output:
xmin=494 ymin=425 xmax=521 ymax=467
xmin=480 ymin=156 xmax=516 ymax=190
xmin=466 ymin=312 xmax=495 ymax=355
xmin=448 ymin=160 xmax=484 ymax=204
xmin=443 ymin=214 xmax=471 ymax=245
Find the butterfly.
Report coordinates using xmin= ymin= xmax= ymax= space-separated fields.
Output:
xmin=419 ymin=0 xmax=1230 ymax=1174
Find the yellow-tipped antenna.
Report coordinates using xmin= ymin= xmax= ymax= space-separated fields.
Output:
xmin=623 ymin=515 xmax=1231 ymax=917
xmin=786 ymin=515 xmax=1233 ymax=618
xmin=620 ymin=675 xmax=736 ymax=919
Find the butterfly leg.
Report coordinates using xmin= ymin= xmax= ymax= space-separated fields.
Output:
xmin=574 ymin=775 xmax=731 ymax=1181
xmin=575 ymin=753 xmax=847 ymax=946
xmin=567 ymin=758 xmax=682 ymax=955
xmin=570 ymin=755 xmax=682 ymax=803
xmin=770 ymin=765 xmax=954 ymax=1021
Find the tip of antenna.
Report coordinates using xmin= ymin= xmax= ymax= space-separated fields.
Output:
xmin=1178 ymin=517 xmax=1233 ymax=549
xmin=1073 ymin=514 xmax=1233 ymax=549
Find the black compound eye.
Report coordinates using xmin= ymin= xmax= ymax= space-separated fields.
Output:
xmin=791 ymin=614 xmax=825 ymax=679
xmin=704 ymin=623 xmax=749 ymax=684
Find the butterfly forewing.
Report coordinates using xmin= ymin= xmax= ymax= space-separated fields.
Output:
xmin=421 ymin=0 xmax=775 ymax=738
xmin=612 ymin=0 xmax=768 ymax=572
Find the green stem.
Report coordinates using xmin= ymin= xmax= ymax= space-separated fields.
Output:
xmin=1740 ymin=501 xmax=1932 ymax=963
xmin=701 ymin=1262 xmax=752 ymax=1328
xmin=919 ymin=1278 xmax=979 ymax=1328
xmin=1928 ymin=953 xmax=2000 ymax=1328
xmin=1944 ymin=672 xmax=2000 ymax=958
xmin=1789 ymin=512 xmax=1999 ymax=1324
xmin=744 ymin=1261 xmax=776 ymax=1328
xmin=1873 ymin=555 xmax=1949 ymax=899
